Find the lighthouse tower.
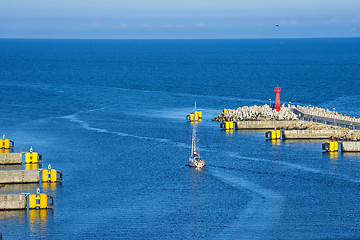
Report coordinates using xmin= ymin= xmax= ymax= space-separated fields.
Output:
xmin=274 ymin=87 xmax=281 ymax=112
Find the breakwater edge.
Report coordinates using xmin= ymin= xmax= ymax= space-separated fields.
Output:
xmin=213 ymin=104 xmax=360 ymax=141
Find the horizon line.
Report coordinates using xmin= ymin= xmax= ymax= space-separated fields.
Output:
xmin=0 ymin=36 xmax=359 ymax=40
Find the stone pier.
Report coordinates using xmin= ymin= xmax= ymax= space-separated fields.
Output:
xmin=214 ymin=104 xmax=360 ymax=140
xmin=341 ymin=142 xmax=360 ymax=152
xmin=0 ymin=153 xmax=22 ymax=165
xmin=0 ymin=194 xmax=28 ymax=210
xmin=0 ymin=170 xmax=39 ymax=184
xmin=235 ymin=120 xmax=295 ymax=130
xmin=282 ymin=130 xmax=343 ymax=139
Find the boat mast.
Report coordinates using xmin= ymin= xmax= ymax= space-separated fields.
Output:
xmin=190 ymin=100 xmax=197 ymax=158
xmin=193 ymin=101 xmax=197 ymax=154
xmin=191 ymin=126 xmax=195 ymax=158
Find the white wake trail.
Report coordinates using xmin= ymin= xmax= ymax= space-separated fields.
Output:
xmin=237 ymin=155 xmax=360 ymax=184
xmin=62 ymin=113 xmax=191 ymax=149
xmin=209 ymin=169 xmax=284 ymax=239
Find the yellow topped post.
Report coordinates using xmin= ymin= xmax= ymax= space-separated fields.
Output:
xmin=266 ymin=130 xmax=282 ymax=140
xmin=0 ymin=138 xmax=14 ymax=149
xmin=221 ymin=121 xmax=234 ymax=130
xmin=28 ymin=190 xmax=54 ymax=209
xmin=322 ymin=141 xmax=339 ymax=152
xmin=42 ymin=164 xmax=62 ymax=183
xmin=25 ymin=152 xmax=40 ymax=164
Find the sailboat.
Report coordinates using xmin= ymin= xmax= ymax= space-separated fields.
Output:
xmin=189 ymin=102 xmax=205 ymax=168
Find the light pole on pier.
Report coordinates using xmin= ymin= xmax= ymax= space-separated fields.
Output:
xmin=333 ymin=108 xmax=336 ymax=126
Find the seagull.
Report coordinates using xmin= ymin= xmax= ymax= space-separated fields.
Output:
xmin=275 ymin=25 xmax=279 ymax=27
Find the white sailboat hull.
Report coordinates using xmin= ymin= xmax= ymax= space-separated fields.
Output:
xmin=189 ymin=157 xmax=205 ymax=168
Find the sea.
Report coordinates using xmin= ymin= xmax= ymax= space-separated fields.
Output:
xmin=0 ymin=38 xmax=360 ymax=239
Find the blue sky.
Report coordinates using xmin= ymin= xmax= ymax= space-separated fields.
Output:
xmin=1 ymin=0 xmax=359 ymax=39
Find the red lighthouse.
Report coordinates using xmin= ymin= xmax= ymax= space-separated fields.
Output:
xmin=274 ymin=86 xmax=281 ymax=112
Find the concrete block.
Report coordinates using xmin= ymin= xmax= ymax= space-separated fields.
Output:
xmin=0 ymin=170 xmax=39 ymax=184
xmin=0 ymin=194 xmax=27 ymax=210
xmin=0 ymin=153 xmax=22 ymax=165
xmin=282 ymin=130 xmax=343 ymax=139
xmin=341 ymin=142 xmax=360 ymax=152
xmin=235 ymin=120 xmax=295 ymax=130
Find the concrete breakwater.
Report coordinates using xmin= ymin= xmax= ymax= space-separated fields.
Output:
xmin=213 ymin=104 xmax=360 ymax=124
xmin=342 ymin=142 xmax=360 ymax=152
xmin=298 ymin=105 xmax=360 ymax=124
xmin=235 ymin=120 xmax=338 ymax=130
xmin=282 ymin=129 xmax=344 ymax=139
xmin=214 ymin=104 xmax=298 ymax=122
xmin=213 ymin=104 xmax=360 ymax=141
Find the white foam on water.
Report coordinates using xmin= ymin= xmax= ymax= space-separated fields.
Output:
xmin=209 ymin=169 xmax=284 ymax=239
xmin=232 ymin=154 xmax=360 ymax=184
xmin=63 ymin=114 xmax=109 ymax=133
xmin=241 ymin=155 xmax=323 ymax=174
xmin=62 ymin=113 xmax=192 ymax=150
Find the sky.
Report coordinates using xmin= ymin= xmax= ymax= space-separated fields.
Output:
xmin=0 ymin=0 xmax=359 ymax=39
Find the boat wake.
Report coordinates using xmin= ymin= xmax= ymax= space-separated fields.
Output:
xmin=232 ymin=154 xmax=360 ymax=184
xmin=209 ymin=169 xmax=284 ymax=239
xmin=62 ymin=113 xmax=191 ymax=149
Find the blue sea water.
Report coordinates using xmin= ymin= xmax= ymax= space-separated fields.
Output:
xmin=0 ymin=38 xmax=360 ymax=239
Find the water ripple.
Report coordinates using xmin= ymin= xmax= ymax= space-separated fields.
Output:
xmin=62 ymin=113 xmax=191 ymax=149
xmin=209 ymin=168 xmax=284 ymax=240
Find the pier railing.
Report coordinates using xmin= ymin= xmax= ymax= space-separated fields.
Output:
xmin=292 ymin=107 xmax=360 ymax=130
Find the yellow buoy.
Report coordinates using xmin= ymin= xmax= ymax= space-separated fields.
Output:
xmin=28 ymin=193 xmax=54 ymax=209
xmin=25 ymin=152 xmax=42 ymax=164
xmin=187 ymin=112 xmax=201 ymax=122
xmin=265 ymin=130 xmax=281 ymax=140
xmin=223 ymin=109 xmax=232 ymax=114
xmin=322 ymin=141 xmax=338 ymax=152
xmin=0 ymin=139 xmax=14 ymax=149
xmin=221 ymin=121 xmax=235 ymax=130
xmin=42 ymin=169 xmax=63 ymax=183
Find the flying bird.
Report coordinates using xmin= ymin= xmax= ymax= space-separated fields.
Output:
xmin=275 ymin=25 xmax=279 ymax=27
